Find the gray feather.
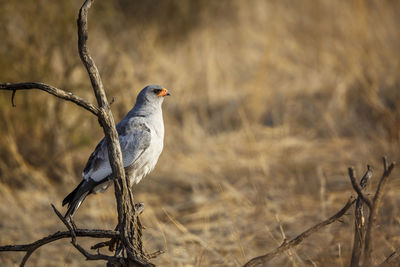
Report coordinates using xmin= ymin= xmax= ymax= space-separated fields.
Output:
xmin=62 ymin=84 xmax=168 ymax=216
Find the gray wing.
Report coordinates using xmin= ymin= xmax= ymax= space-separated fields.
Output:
xmin=82 ymin=121 xmax=151 ymax=182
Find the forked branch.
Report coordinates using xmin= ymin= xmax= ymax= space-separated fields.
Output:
xmin=350 ymin=166 xmax=373 ymax=267
xmin=363 ymin=157 xmax=396 ymax=266
xmin=77 ymin=0 xmax=148 ymax=264
xmin=0 ymin=204 xmax=120 ymax=267
xmin=244 ymin=157 xmax=396 ymax=267
xmin=243 ymin=197 xmax=356 ymax=267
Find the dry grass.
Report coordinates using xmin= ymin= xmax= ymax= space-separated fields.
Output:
xmin=1 ymin=0 xmax=400 ymax=266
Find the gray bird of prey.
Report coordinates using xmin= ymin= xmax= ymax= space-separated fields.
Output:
xmin=63 ymin=85 xmax=170 ymax=217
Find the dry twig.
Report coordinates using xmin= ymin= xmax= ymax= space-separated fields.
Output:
xmin=243 ymin=197 xmax=356 ymax=267
xmin=244 ymin=157 xmax=396 ymax=267
xmin=363 ymin=157 xmax=396 ymax=266
xmin=350 ymin=166 xmax=373 ymax=267
xmin=348 ymin=158 xmax=395 ymax=267
xmin=0 ymin=204 xmax=120 ymax=267
xmin=0 ymin=82 xmax=99 ymax=116
xmin=380 ymin=250 xmax=400 ymax=266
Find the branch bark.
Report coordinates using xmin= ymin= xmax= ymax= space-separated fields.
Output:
xmin=243 ymin=197 xmax=356 ymax=267
xmin=0 ymin=82 xmax=99 ymax=116
xmin=0 ymin=229 xmax=119 ymax=252
xmin=363 ymin=157 xmax=396 ymax=266
xmin=350 ymin=166 xmax=373 ymax=267
xmin=0 ymin=204 xmax=119 ymax=267
xmin=77 ymin=0 xmax=149 ymax=265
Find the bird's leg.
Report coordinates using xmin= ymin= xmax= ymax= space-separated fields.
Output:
xmin=135 ymin=202 xmax=146 ymax=230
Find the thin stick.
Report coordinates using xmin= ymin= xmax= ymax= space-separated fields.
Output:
xmin=77 ymin=1 xmax=149 ymax=264
xmin=0 ymin=227 xmax=119 ymax=267
xmin=350 ymin=166 xmax=373 ymax=267
xmin=243 ymin=197 xmax=356 ymax=267
xmin=363 ymin=158 xmax=395 ymax=265
xmin=0 ymin=82 xmax=99 ymax=116
xmin=379 ymin=250 xmax=400 ymax=266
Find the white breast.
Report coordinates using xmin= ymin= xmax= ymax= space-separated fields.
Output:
xmin=127 ymin=118 xmax=164 ymax=186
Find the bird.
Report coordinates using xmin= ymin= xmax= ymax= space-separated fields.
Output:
xmin=62 ymin=85 xmax=170 ymax=218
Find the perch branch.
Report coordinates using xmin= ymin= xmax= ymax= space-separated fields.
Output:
xmin=243 ymin=197 xmax=356 ymax=267
xmin=0 ymin=82 xmax=99 ymax=116
xmin=348 ymin=167 xmax=372 ymax=209
xmin=0 ymin=223 xmax=119 ymax=267
xmin=90 ymin=203 xmax=146 ymax=252
xmin=51 ymin=204 xmax=123 ymax=263
xmin=0 ymin=202 xmax=150 ymax=266
xmin=350 ymin=165 xmax=373 ymax=267
xmin=77 ymin=0 xmax=148 ymax=264
xmin=363 ymin=157 xmax=396 ymax=265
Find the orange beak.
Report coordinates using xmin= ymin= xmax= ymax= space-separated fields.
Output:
xmin=157 ymin=88 xmax=170 ymax=97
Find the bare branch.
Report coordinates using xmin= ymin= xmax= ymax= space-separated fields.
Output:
xmin=91 ymin=203 xmax=145 ymax=252
xmin=350 ymin=165 xmax=373 ymax=267
xmin=243 ymin=197 xmax=356 ymax=267
xmin=11 ymin=89 xmax=16 ymax=107
xmin=0 ymin=227 xmax=119 ymax=267
xmin=78 ymin=0 xmax=108 ymax=109
xmin=51 ymin=204 xmax=77 ymax=243
xmin=54 ymin=204 xmax=128 ymax=264
xmin=91 ymin=239 xmax=116 ymax=251
xmin=380 ymin=250 xmax=400 ymax=267
xmin=147 ymin=250 xmax=165 ymax=259
xmin=0 ymin=229 xmax=119 ymax=252
xmin=348 ymin=168 xmax=372 ymax=209
xmin=363 ymin=159 xmax=396 ymax=265
xmin=77 ymin=0 xmax=148 ymax=264
xmin=382 ymin=156 xmax=387 ymax=173
xmin=0 ymin=82 xmax=99 ymax=116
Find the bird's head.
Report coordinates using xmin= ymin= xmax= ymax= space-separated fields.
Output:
xmin=136 ymin=85 xmax=170 ymax=107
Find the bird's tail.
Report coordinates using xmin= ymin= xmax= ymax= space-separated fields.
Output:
xmin=62 ymin=180 xmax=95 ymax=218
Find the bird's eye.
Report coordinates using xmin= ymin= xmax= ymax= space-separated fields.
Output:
xmin=153 ymin=89 xmax=162 ymax=94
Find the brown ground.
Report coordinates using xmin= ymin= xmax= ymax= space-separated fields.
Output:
xmin=0 ymin=1 xmax=400 ymax=266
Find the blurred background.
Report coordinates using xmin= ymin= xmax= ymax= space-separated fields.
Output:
xmin=0 ymin=0 xmax=399 ymax=266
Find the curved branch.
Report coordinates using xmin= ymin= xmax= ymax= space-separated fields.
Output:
xmin=0 ymin=204 xmax=120 ymax=266
xmin=78 ymin=0 xmax=108 ymax=109
xmin=0 ymin=229 xmax=119 ymax=252
xmin=0 ymin=82 xmax=99 ymax=116
xmin=363 ymin=158 xmax=396 ymax=265
xmin=0 ymin=228 xmax=119 ymax=267
xmin=77 ymin=0 xmax=126 ymax=203
xmin=243 ymin=197 xmax=356 ymax=267
xmin=350 ymin=165 xmax=373 ymax=267
xmin=77 ymin=0 xmax=147 ymax=264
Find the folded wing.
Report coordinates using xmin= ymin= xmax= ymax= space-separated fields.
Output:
xmin=83 ymin=121 xmax=152 ymax=183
